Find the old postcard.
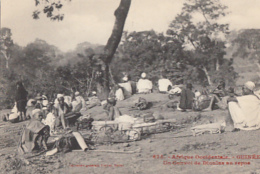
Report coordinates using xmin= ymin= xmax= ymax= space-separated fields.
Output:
xmin=1 ymin=0 xmax=260 ymax=173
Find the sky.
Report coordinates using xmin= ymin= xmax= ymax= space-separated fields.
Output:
xmin=1 ymin=0 xmax=260 ymax=52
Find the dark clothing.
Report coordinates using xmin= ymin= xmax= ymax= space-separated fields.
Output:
xmin=179 ymin=88 xmax=194 ymax=110
xmin=15 ymin=84 xmax=28 ymax=112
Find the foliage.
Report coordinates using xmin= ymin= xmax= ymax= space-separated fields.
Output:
xmin=112 ymin=30 xmax=188 ymax=84
xmin=167 ymin=0 xmax=235 ymax=85
xmin=232 ymin=29 xmax=260 ymax=62
xmin=0 ymin=28 xmax=14 ymax=69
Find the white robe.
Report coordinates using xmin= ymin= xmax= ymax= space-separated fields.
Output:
xmin=158 ymin=78 xmax=172 ymax=92
xmin=115 ymin=88 xmax=124 ymax=101
xmin=229 ymin=95 xmax=260 ymax=130
xmin=137 ymin=79 xmax=153 ymax=93
xmin=119 ymin=81 xmax=132 ymax=97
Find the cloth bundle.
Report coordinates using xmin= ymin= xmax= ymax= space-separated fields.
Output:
xmin=190 ymin=122 xmax=225 ymax=136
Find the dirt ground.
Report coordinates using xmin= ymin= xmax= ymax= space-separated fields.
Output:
xmin=1 ymin=93 xmax=260 ymax=174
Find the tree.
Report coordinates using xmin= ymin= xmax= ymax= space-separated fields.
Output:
xmin=167 ymin=0 xmax=230 ymax=85
xmin=113 ymin=30 xmax=187 ymax=84
xmin=0 ymin=28 xmax=14 ymax=69
xmin=33 ymin=0 xmax=131 ymax=100
xmin=232 ymin=29 xmax=260 ymax=78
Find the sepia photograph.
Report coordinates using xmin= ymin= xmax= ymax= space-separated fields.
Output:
xmin=1 ymin=0 xmax=260 ymax=173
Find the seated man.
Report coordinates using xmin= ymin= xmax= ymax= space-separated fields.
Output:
xmin=18 ymin=109 xmax=50 ymax=154
xmin=178 ymin=83 xmax=194 ymax=111
xmin=103 ymin=98 xmax=122 ymax=121
xmin=226 ymin=81 xmax=260 ymax=131
xmin=119 ymin=76 xmax=132 ymax=98
xmin=137 ymin=73 xmax=153 ymax=94
xmin=57 ymin=96 xmax=71 ymax=129
xmin=203 ymin=81 xmax=229 ymax=111
xmin=158 ymin=75 xmax=173 ymax=93
xmin=72 ymin=91 xmax=86 ymax=112
xmin=86 ymin=91 xmax=101 ymax=109
xmin=109 ymin=85 xmax=124 ymax=101
xmin=42 ymin=104 xmax=56 ymax=135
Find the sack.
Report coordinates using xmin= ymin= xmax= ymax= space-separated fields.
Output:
xmin=55 ymin=136 xmax=73 ymax=153
xmin=142 ymin=113 xmax=155 ymax=123
xmin=76 ymin=118 xmax=94 ymax=130
xmin=193 ymin=95 xmax=211 ymax=111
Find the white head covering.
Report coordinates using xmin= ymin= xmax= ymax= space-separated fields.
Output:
xmin=141 ymin=73 xmax=146 ymax=78
xmin=92 ymin=91 xmax=97 ymax=95
xmin=122 ymin=76 xmax=128 ymax=82
xmin=244 ymin=81 xmax=255 ymax=91
xmin=75 ymin=91 xmax=80 ymax=96
xmin=57 ymin=94 xmax=64 ymax=99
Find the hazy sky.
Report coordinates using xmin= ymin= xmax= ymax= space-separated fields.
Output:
xmin=1 ymin=0 xmax=260 ymax=51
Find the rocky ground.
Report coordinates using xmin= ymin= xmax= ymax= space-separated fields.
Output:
xmin=1 ymin=93 xmax=260 ymax=174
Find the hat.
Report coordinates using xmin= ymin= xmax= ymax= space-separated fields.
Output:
xmin=57 ymin=94 xmax=64 ymax=99
xmin=122 ymin=76 xmax=128 ymax=82
xmin=92 ymin=91 xmax=97 ymax=95
xmin=244 ymin=81 xmax=255 ymax=91
xmin=141 ymin=73 xmax=146 ymax=78
xmin=75 ymin=91 xmax=80 ymax=96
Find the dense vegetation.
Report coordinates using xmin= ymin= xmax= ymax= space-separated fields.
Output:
xmin=1 ymin=0 xmax=259 ymax=109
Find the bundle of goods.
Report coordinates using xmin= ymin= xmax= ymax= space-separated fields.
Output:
xmin=64 ymin=112 xmax=82 ymax=127
xmin=76 ymin=115 xmax=94 ymax=130
xmin=190 ymin=122 xmax=226 ymax=136
xmin=134 ymin=97 xmax=148 ymax=110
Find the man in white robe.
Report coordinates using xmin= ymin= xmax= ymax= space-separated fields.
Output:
xmin=158 ymin=75 xmax=172 ymax=93
xmin=227 ymin=81 xmax=260 ymax=131
xmin=137 ymin=73 xmax=153 ymax=94
xmin=119 ymin=76 xmax=132 ymax=98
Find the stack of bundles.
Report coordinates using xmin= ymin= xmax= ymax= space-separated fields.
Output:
xmin=115 ymin=115 xmax=136 ymax=130
xmin=92 ymin=120 xmax=118 ymax=131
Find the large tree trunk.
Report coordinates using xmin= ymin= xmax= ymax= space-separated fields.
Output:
xmin=96 ymin=0 xmax=131 ymax=101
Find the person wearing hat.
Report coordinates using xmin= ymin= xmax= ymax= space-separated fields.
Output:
xmin=136 ymin=72 xmax=153 ymax=94
xmin=86 ymin=91 xmax=101 ymax=109
xmin=119 ymin=76 xmax=132 ymax=98
xmin=226 ymin=81 xmax=260 ymax=131
xmin=178 ymin=83 xmax=195 ymax=111
xmin=72 ymin=91 xmax=86 ymax=112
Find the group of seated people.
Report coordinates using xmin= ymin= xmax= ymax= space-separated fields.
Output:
xmin=111 ymin=72 xmax=177 ymax=101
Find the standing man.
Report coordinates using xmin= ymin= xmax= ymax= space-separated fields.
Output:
xmin=15 ymin=81 xmax=28 ymax=121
